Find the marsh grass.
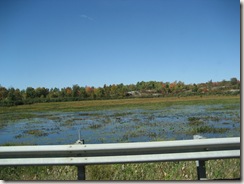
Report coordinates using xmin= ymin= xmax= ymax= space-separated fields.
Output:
xmin=187 ymin=115 xmax=230 ymax=134
xmin=23 ymin=129 xmax=48 ymax=137
xmin=189 ymin=125 xmax=229 ymax=134
xmin=188 ymin=117 xmax=205 ymax=126
xmin=63 ymin=119 xmax=74 ymax=126
xmin=47 ymin=116 xmax=62 ymax=121
xmin=202 ymin=116 xmax=221 ymax=122
xmin=89 ymin=123 xmax=103 ymax=129
xmin=0 ymin=113 xmax=37 ymax=120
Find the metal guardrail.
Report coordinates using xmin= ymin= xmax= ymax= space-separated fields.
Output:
xmin=0 ymin=137 xmax=240 ymax=180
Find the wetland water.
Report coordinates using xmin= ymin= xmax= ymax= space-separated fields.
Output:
xmin=0 ymin=103 xmax=240 ymax=145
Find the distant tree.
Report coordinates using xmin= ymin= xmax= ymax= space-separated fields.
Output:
xmin=49 ymin=88 xmax=59 ymax=98
xmin=14 ymin=88 xmax=23 ymax=104
xmin=35 ymin=87 xmax=49 ymax=98
xmin=117 ymin=83 xmax=126 ymax=97
xmin=85 ymin=86 xmax=94 ymax=98
xmin=65 ymin=87 xmax=72 ymax=97
xmin=110 ymin=84 xmax=118 ymax=97
xmin=94 ymin=87 xmax=105 ymax=98
xmin=178 ymin=81 xmax=185 ymax=88
xmin=230 ymin=77 xmax=238 ymax=85
xmin=59 ymin=88 xmax=66 ymax=98
xmin=165 ymin=82 xmax=171 ymax=94
xmin=7 ymin=88 xmax=16 ymax=101
xmin=26 ymin=87 xmax=36 ymax=98
xmin=79 ymin=87 xmax=87 ymax=98
xmin=221 ymin=80 xmax=227 ymax=86
xmin=72 ymin=85 xmax=80 ymax=98
xmin=192 ymin=84 xmax=198 ymax=93
xmin=169 ymin=81 xmax=177 ymax=94
xmin=0 ymin=86 xmax=8 ymax=100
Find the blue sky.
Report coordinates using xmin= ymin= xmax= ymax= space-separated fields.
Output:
xmin=0 ymin=0 xmax=240 ymax=89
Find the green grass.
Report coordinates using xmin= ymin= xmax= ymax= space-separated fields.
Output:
xmin=0 ymin=165 xmax=78 ymax=180
xmin=0 ymin=159 xmax=240 ymax=180
xmin=0 ymin=95 xmax=240 ymax=114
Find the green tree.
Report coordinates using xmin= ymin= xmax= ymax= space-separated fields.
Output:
xmin=26 ymin=87 xmax=36 ymax=98
xmin=72 ymin=85 xmax=80 ymax=98
xmin=35 ymin=87 xmax=49 ymax=98
xmin=0 ymin=86 xmax=8 ymax=100
xmin=14 ymin=88 xmax=23 ymax=104
xmin=94 ymin=87 xmax=105 ymax=99
xmin=49 ymin=88 xmax=59 ymax=98
xmin=79 ymin=87 xmax=87 ymax=98
xmin=117 ymin=83 xmax=126 ymax=97
xmin=192 ymin=84 xmax=198 ymax=93
xmin=60 ymin=88 xmax=66 ymax=98
xmin=110 ymin=84 xmax=118 ymax=97
xmin=103 ymin=84 xmax=111 ymax=98
xmin=230 ymin=77 xmax=238 ymax=85
xmin=7 ymin=88 xmax=16 ymax=101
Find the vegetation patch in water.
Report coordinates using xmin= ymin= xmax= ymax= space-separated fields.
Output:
xmin=188 ymin=117 xmax=204 ymax=126
xmin=201 ymin=116 xmax=221 ymax=122
xmin=189 ymin=125 xmax=229 ymax=134
xmin=23 ymin=129 xmax=48 ymax=137
xmin=89 ymin=123 xmax=103 ymax=129
xmin=64 ymin=119 xmax=74 ymax=126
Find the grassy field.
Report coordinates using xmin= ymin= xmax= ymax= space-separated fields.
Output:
xmin=0 ymin=95 xmax=241 ymax=180
xmin=0 ymin=95 xmax=240 ymax=113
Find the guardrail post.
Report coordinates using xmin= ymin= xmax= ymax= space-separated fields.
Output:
xmin=196 ymin=160 xmax=207 ymax=180
xmin=77 ymin=165 xmax=86 ymax=180
xmin=194 ymin=135 xmax=207 ymax=180
xmin=75 ymin=139 xmax=85 ymax=180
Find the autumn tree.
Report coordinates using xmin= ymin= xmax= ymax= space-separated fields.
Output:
xmin=65 ymin=87 xmax=72 ymax=97
xmin=85 ymin=86 xmax=94 ymax=98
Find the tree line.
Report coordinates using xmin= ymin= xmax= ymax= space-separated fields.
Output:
xmin=0 ymin=77 xmax=240 ymax=106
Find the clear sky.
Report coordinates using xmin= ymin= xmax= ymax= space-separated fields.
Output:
xmin=0 ymin=0 xmax=240 ymax=90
